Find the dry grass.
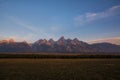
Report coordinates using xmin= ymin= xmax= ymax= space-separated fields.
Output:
xmin=0 ymin=59 xmax=120 ymax=80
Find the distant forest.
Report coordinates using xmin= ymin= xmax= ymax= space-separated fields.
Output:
xmin=0 ymin=53 xmax=120 ymax=58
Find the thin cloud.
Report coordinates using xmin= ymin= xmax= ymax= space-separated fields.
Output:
xmin=88 ymin=37 xmax=120 ymax=45
xmin=8 ymin=16 xmax=37 ymax=32
xmin=6 ymin=15 xmax=64 ymax=41
xmin=74 ymin=5 xmax=120 ymax=25
xmin=89 ymin=37 xmax=120 ymax=42
xmin=50 ymin=26 xmax=61 ymax=32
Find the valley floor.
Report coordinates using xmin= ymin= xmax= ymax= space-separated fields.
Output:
xmin=0 ymin=59 xmax=120 ymax=80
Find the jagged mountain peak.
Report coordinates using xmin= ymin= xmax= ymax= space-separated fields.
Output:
xmin=58 ymin=36 xmax=65 ymax=41
xmin=49 ymin=38 xmax=54 ymax=43
xmin=57 ymin=36 xmax=66 ymax=45
xmin=49 ymin=38 xmax=54 ymax=42
xmin=73 ymin=38 xmax=79 ymax=42
xmin=36 ymin=39 xmax=47 ymax=43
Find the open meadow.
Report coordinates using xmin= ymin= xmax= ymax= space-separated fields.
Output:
xmin=0 ymin=58 xmax=120 ymax=80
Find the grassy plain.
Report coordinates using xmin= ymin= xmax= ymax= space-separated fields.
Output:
xmin=0 ymin=59 xmax=120 ymax=80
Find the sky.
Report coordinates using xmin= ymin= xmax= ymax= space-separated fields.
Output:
xmin=0 ymin=0 xmax=120 ymax=42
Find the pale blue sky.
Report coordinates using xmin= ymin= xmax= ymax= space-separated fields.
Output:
xmin=0 ymin=0 xmax=120 ymax=42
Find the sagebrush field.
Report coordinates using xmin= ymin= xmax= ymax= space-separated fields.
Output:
xmin=0 ymin=59 xmax=120 ymax=80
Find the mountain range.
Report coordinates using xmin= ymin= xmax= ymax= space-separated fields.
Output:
xmin=0 ymin=36 xmax=120 ymax=53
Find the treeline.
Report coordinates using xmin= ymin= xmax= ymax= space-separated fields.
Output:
xmin=0 ymin=53 xmax=120 ymax=58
